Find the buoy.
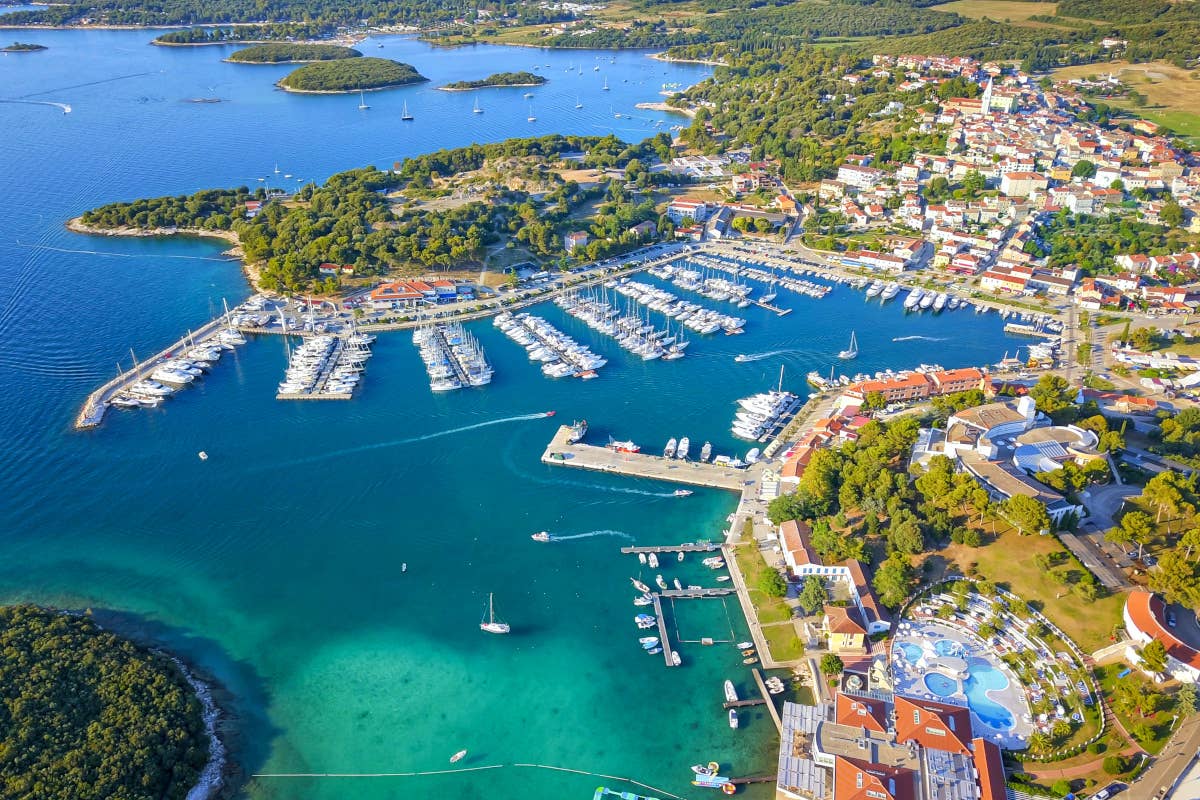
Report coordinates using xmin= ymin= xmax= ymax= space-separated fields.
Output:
xmin=198 ymin=451 xmax=208 ymax=460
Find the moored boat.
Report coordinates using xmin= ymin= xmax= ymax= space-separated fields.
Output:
xmin=724 ymin=679 xmax=738 ymax=703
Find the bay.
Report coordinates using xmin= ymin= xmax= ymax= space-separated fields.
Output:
xmin=0 ymin=30 xmax=1029 ymax=800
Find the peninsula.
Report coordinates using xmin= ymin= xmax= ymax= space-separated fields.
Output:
xmin=277 ymin=57 xmax=426 ymax=93
xmin=227 ymin=43 xmax=361 ymax=64
xmin=2 ymin=41 xmax=47 ymax=52
xmin=0 ymin=604 xmax=217 ymax=800
xmin=439 ymin=71 xmax=547 ymax=91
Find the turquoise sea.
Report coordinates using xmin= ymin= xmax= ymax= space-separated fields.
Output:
xmin=0 ymin=30 xmax=1032 ymax=800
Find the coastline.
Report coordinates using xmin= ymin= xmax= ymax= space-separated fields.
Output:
xmin=634 ymin=100 xmax=694 ymax=117
xmin=174 ymin=659 xmax=229 ymax=800
xmin=649 ymin=51 xmax=726 ymax=67
xmin=66 ymin=216 xmax=263 ymax=290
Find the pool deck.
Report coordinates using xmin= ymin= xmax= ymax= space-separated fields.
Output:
xmin=890 ymin=619 xmax=1034 ymax=750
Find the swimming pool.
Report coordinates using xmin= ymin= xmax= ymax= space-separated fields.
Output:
xmin=899 ymin=642 xmax=923 ymax=664
xmin=920 ymin=659 xmax=1015 ymax=731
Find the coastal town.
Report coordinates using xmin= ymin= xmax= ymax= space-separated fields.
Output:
xmin=8 ymin=0 xmax=1200 ymax=788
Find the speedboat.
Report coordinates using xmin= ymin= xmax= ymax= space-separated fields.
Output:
xmin=673 ymin=489 xmax=693 ymax=497
xmin=648 ymin=552 xmax=659 ymax=569
xmin=692 ymin=761 xmax=720 ymax=776
xmin=663 ymin=438 xmax=677 ymax=458
xmin=450 ymin=749 xmax=467 ymax=763
xmin=672 ymin=651 xmax=681 ymax=666
xmin=699 ymin=441 xmax=713 ymax=462
xmin=531 ymin=531 xmax=551 ymax=542
xmin=736 ymin=641 xmax=753 ymax=649
xmin=640 ymin=635 xmax=660 ymax=645
xmin=646 ymin=647 xmax=663 ymax=655
xmin=655 ymin=575 xmax=668 ymax=591
xmin=733 ymin=354 xmax=751 ymax=362
xmin=633 ymin=595 xmax=653 ymax=606
xmin=728 ymin=709 xmax=739 ymax=729
xmin=677 ymin=437 xmax=690 ymax=459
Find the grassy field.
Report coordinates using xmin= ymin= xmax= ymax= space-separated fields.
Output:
xmin=933 ymin=0 xmax=1063 ymax=25
xmin=763 ymin=623 xmax=806 ymax=660
xmin=1094 ymin=662 xmax=1180 ymax=756
xmin=1052 ymin=61 xmax=1200 ymax=142
xmin=933 ymin=522 xmax=1127 ymax=652
xmin=732 ymin=544 xmax=795 ymax=625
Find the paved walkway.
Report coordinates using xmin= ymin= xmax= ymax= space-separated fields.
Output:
xmin=1128 ymin=714 xmax=1200 ymax=800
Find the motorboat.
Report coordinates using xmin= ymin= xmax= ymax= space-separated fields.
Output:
xmin=531 ymin=531 xmax=551 ymax=542
xmin=736 ymin=641 xmax=753 ymax=649
xmin=677 ymin=437 xmax=690 ymax=460
xmin=744 ymin=448 xmax=760 ymax=464
xmin=450 ymin=750 xmax=467 ymax=763
xmin=648 ymin=552 xmax=659 ymax=569
xmin=728 ymin=709 xmax=739 ymax=729
xmin=197 ymin=451 xmax=208 ymax=460
xmin=741 ymin=649 xmax=755 ymax=657
xmin=733 ymin=354 xmax=752 ymax=362
xmin=677 ymin=551 xmax=684 ymax=563
xmin=694 ymin=775 xmax=732 ymax=788
xmin=672 ymin=651 xmax=681 ymax=666
xmin=716 ymin=576 xmax=731 ymax=582
xmin=742 ymin=657 xmax=758 ymax=665
xmin=608 ymin=439 xmax=640 ymax=454
xmin=633 ymin=595 xmax=653 ymax=606
xmin=646 ymin=647 xmax=663 ymax=655
xmin=904 ymin=288 xmax=924 ymax=310
xmin=699 ymin=441 xmax=712 ymax=462
xmin=663 ymin=438 xmax=677 ymax=458
xmin=639 ymin=636 xmax=660 ymax=646
xmin=638 ymin=552 xmax=647 ymax=565
xmin=631 ymin=577 xmax=651 ymax=593
xmin=655 ymin=575 xmax=668 ymax=591
xmin=673 ymin=578 xmax=683 ymax=590
xmin=692 ymin=762 xmax=720 ymax=776
xmin=724 ymin=680 xmax=738 ymax=703
xmin=674 ymin=489 xmax=693 ymax=497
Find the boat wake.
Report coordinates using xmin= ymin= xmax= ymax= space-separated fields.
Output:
xmin=14 ymin=241 xmax=236 ymax=262
xmin=0 ymin=99 xmax=71 ymax=113
xmin=545 ymin=530 xmax=635 ymax=542
xmin=277 ymin=412 xmax=553 ymax=468
xmin=891 ymin=335 xmax=947 ymax=342
xmin=734 ymin=349 xmax=795 ymax=362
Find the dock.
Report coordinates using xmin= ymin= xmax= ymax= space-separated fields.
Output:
xmin=754 ymin=300 xmax=792 ymax=316
xmin=75 ymin=308 xmax=242 ymax=429
xmin=723 ymin=697 xmax=767 ymax=709
xmin=649 ymin=594 xmax=676 ymax=668
xmin=659 ymin=587 xmax=734 ymax=598
xmin=752 ymin=668 xmax=783 ymax=733
xmin=1004 ymin=322 xmax=1060 ymax=339
xmin=541 ymin=426 xmax=752 ymax=491
xmin=620 ymin=544 xmax=721 ymax=554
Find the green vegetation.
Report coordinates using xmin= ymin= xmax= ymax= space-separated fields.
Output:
xmin=278 ymin=57 xmax=426 ymax=93
xmin=227 ymin=43 xmax=361 ymax=63
xmin=1 ymin=42 xmax=47 ymax=52
xmin=441 ymin=71 xmax=546 ymax=90
xmin=1024 ymin=211 xmax=1178 ymax=276
xmin=1094 ymin=662 xmax=1178 ymax=754
xmin=153 ymin=25 xmax=327 ymax=44
xmin=78 ymin=134 xmax=674 ymax=290
xmin=819 ymin=653 xmax=844 ymax=676
xmin=0 ymin=605 xmax=210 ymax=800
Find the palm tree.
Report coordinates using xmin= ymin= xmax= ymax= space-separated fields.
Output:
xmin=1028 ymin=731 xmax=1052 ymax=755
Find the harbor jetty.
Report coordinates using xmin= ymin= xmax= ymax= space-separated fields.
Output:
xmin=540 ymin=426 xmax=751 ymax=491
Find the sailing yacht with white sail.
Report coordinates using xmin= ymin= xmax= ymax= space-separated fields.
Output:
xmin=838 ymin=331 xmax=858 ymax=360
xmin=480 ymin=593 xmax=510 ymax=634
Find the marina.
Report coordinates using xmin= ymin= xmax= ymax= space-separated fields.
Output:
xmin=556 ymin=289 xmax=689 ymax=360
xmin=495 ymin=311 xmax=606 ymax=378
xmin=276 ymin=333 xmax=374 ymax=400
xmin=541 ymin=426 xmax=753 ymax=491
xmin=413 ymin=323 xmax=493 ymax=391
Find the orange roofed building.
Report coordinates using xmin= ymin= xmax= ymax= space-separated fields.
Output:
xmin=834 ymin=756 xmax=917 ymax=800
xmin=835 ymin=694 xmax=890 ymax=733
xmin=894 ymin=695 xmax=974 ymax=755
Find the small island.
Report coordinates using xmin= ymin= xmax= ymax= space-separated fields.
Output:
xmin=439 ymin=71 xmax=547 ymax=91
xmin=227 ymin=43 xmax=362 ymax=64
xmin=277 ymin=57 xmax=427 ymax=93
xmin=0 ymin=604 xmax=216 ymax=800
xmin=2 ymin=42 xmax=47 ymax=52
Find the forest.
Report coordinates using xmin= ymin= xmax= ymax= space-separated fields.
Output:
xmin=278 ymin=58 xmax=427 ymax=92
xmin=227 ymin=43 xmax=362 ymax=63
xmin=77 ymin=134 xmax=673 ymax=289
xmin=0 ymin=605 xmax=210 ymax=800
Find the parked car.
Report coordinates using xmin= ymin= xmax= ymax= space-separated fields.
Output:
xmin=1093 ymin=782 xmax=1121 ymax=799
xmin=1167 ymin=611 xmax=1177 ymax=627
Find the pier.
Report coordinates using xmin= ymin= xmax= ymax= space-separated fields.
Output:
xmin=649 ymin=594 xmax=676 ymax=668
xmin=541 ymin=426 xmax=753 ymax=491
xmin=752 ymin=668 xmax=784 ymax=733
xmin=723 ymin=697 xmax=767 ymax=709
xmin=659 ymin=587 xmax=734 ymax=598
xmin=620 ymin=544 xmax=720 ymax=554
xmin=276 ymin=336 xmax=368 ymax=400
xmin=75 ymin=309 xmax=242 ymax=429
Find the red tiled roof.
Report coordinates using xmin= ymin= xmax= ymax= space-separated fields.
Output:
xmin=1126 ymin=590 xmax=1200 ymax=670
xmin=826 ymin=605 xmax=868 ymax=636
xmin=972 ymin=738 xmax=1007 ymax=800
xmin=894 ymin=695 xmax=973 ymax=755
xmin=845 ymin=559 xmax=890 ymax=627
xmin=833 ymin=755 xmax=916 ymax=800
xmin=780 ymin=520 xmax=818 ymax=567
xmin=835 ymin=693 xmax=890 ymax=732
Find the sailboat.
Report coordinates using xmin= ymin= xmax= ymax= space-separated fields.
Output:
xmin=401 ymin=101 xmax=413 ymax=121
xmin=575 ymin=96 xmax=583 ymax=109
xmin=473 ymin=97 xmax=483 ymax=114
xmin=837 ymin=331 xmax=859 ymax=360
xmin=358 ymin=90 xmax=369 ymax=110
xmin=480 ymin=593 xmax=510 ymax=634
xmin=527 ymin=104 xmax=536 ymax=123
xmin=602 ymin=76 xmax=609 ymax=91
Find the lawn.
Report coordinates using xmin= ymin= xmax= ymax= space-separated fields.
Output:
xmin=934 ymin=522 xmax=1127 ymax=652
xmin=763 ymin=623 xmax=806 ymax=661
xmin=732 ymin=543 xmax=795 ymax=625
xmin=1094 ymin=662 xmax=1180 ymax=756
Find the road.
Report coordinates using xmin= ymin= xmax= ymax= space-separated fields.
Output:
xmin=1129 ymin=713 xmax=1200 ymax=800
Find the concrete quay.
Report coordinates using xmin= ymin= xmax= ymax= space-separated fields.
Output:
xmin=540 ymin=425 xmax=754 ymax=492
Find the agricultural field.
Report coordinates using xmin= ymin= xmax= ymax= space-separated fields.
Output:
xmin=1054 ymin=61 xmax=1200 ymax=141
